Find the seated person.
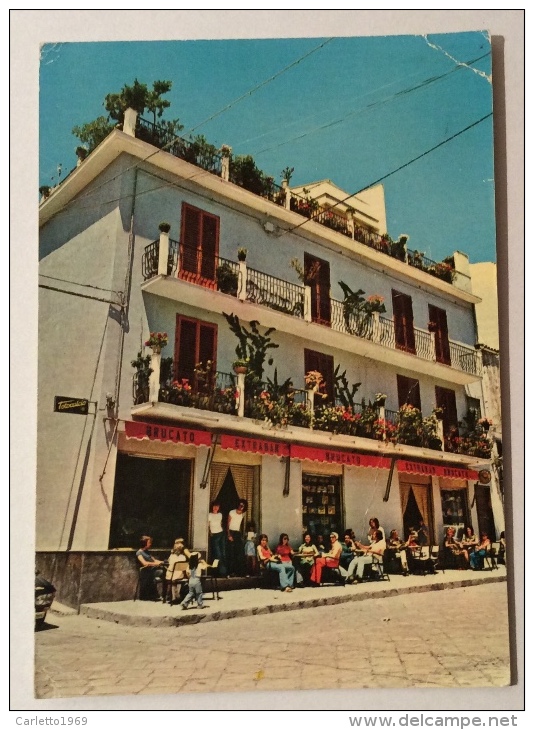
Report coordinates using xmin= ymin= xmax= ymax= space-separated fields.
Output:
xmin=341 ymin=529 xmax=386 ymax=583
xmin=340 ymin=531 xmax=357 ymax=571
xmin=315 ymin=534 xmax=326 ymax=553
xmin=368 ymin=518 xmax=384 ymax=542
xmin=257 ymin=534 xmax=295 ymax=592
xmin=276 ymin=533 xmax=302 ymax=586
xmin=165 ymin=539 xmax=189 ymax=604
xmin=443 ymin=527 xmax=469 ymax=569
xmin=461 ymin=526 xmax=478 ymax=553
xmin=136 ymin=535 xmax=165 ymax=601
xmin=310 ymin=532 xmax=343 ymax=585
xmin=297 ymin=532 xmax=318 ymax=585
xmin=386 ymin=529 xmax=409 ymax=575
xmin=498 ymin=531 xmax=506 ymax=565
xmin=469 ymin=532 xmax=491 ymax=570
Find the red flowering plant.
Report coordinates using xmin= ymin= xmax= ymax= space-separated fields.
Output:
xmin=214 ymin=386 xmax=239 ymax=414
xmin=363 ymin=295 xmax=386 ymax=315
xmin=167 ymin=379 xmax=192 ymax=406
xmin=145 ymin=332 xmax=168 ymax=350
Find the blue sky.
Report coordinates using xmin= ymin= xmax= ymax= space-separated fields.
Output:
xmin=39 ymin=32 xmax=496 ymax=263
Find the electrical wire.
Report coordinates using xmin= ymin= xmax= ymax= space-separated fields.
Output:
xmin=39 ymin=274 xmax=122 ymax=296
xmin=283 ymin=112 xmax=493 ymax=235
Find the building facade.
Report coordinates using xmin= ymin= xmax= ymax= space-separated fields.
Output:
xmin=37 ymin=111 xmax=501 ymax=606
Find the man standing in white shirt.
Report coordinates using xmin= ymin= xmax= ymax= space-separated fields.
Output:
xmin=227 ymin=498 xmax=247 ymax=576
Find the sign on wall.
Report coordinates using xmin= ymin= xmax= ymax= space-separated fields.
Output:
xmin=54 ymin=396 xmax=89 ymax=415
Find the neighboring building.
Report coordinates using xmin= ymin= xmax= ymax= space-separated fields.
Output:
xmin=37 ymin=110 xmax=499 ymax=607
xmin=471 ymin=262 xmax=500 ymax=351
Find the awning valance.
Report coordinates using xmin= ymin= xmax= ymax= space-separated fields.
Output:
xmin=125 ymin=420 xmax=212 ymax=447
xmin=291 ymin=444 xmax=391 ymax=469
xmin=220 ymin=434 xmax=290 ymax=457
xmin=396 ymin=459 xmax=479 ymax=481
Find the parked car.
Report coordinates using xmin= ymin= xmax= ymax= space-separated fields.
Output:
xmin=35 ymin=572 xmax=56 ymax=629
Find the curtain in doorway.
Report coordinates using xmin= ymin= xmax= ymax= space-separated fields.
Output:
xmin=229 ymin=465 xmax=254 ymax=510
xmin=210 ymin=463 xmax=229 ymax=502
xmin=410 ymin=484 xmax=432 ymax=541
xmin=400 ymin=484 xmax=411 ymax=519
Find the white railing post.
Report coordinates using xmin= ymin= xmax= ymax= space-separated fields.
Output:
xmin=348 ymin=213 xmax=355 ymax=240
xmin=282 ymin=180 xmax=291 ymax=210
xmin=436 ymin=419 xmax=444 ymax=451
xmin=429 ymin=331 xmax=437 ymax=362
xmin=221 ymin=145 xmax=231 ymax=182
xmin=476 ymin=348 xmax=483 ymax=377
xmin=148 ymin=350 xmax=161 ymax=403
xmin=236 ymin=372 xmax=246 ymax=417
xmin=238 ymin=261 xmax=247 ymax=301
xmin=123 ymin=108 xmax=138 ymax=137
xmin=158 ymin=231 xmax=170 ymax=277
xmin=304 ymin=285 xmax=312 ymax=322
xmin=306 ymin=389 xmax=315 ymax=428
xmin=371 ymin=311 xmax=381 ymax=343
xmin=379 ymin=405 xmax=387 ymax=440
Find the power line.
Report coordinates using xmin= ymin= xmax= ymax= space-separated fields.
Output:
xmin=39 ymin=274 xmax=121 ymax=296
xmin=284 ymin=112 xmax=493 ymax=235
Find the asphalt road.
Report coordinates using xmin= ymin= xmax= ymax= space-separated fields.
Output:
xmin=35 ymin=581 xmax=511 ymax=700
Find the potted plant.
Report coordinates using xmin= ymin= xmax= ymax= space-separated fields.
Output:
xmin=237 ymin=247 xmax=247 ymax=261
xmin=478 ymin=417 xmax=493 ymax=432
xmin=39 ymin=185 xmax=51 ymax=200
xmin=233 ymin=357 xmax=250 ymax=374
xmin=75 ymin=146 xmax=88 ymax=161
xmin=216 ymin=263 xmax=238 ymax=296
xmin=158 ymin=222 xmax=171 ymax=233
xmin=145 ymin=331 xmax=168 ymax=354
xmin=374 ymin=392 xmax=387 ymax=407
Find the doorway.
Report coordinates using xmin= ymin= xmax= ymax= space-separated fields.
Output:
xmin=400 ymin=482 xmax=434 ymax=543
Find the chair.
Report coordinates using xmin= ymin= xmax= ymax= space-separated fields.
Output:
xmin=410 ymin=546 xmax=434 ymax=576
xmin=361 ymin=554 xmax=390 ymax=582
xmin=201 ymin=559 xmax=221 ymax=601
xmin=484 ymin=542 xmax=501 ymax=571
xmin=319 ymin=561 xmax=345 ymax=587
xmin=429 ymin=545 xmax=443 ymax=574
xmin=164 ymin=561 xmax=189 ymax=604
xmin=134 ymin=564 xmax=166 ymax=601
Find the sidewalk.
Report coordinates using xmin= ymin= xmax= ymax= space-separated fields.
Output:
xmin=66 ymin=567 xmax=507 ymax=628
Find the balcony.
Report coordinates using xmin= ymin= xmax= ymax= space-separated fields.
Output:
xmin=131 ymin=369 xmax=492 ymax=461
xmin=141 ymin=240 xmax=482 ymax=382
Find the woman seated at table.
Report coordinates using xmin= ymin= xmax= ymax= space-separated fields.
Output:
xmin=443 ymin=526 xmax=469 ymax=569
xmin=469 ymin=531 xmax=491 ymax=570
xmin=386 ymin=529 xmax=409 ymax=575
xmin=296 ymin=532 xmax=319 ymax=585
xmin=461 ymin=526 xmax=478 ymax=553
xmin=276 ymin=533 xmax=303 ymax=586
xmin=136 ymin=535 xmax=166 ymax=601
xmin=342 ymin=529 xmax=387 ymax=583
xmin=310 ymin=532 xmax=343 ymax=585
xmin=340 ymin=531 xmax=357 ymax=571
xmin=257 ymin=534 xmax=296 ymax=592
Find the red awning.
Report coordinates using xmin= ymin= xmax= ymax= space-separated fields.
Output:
xmin=125 ymin=420 xmax=212 ymax=447
xmin=220 ymin=434 xmax=290 ymax=457
xmin=290 ymin=444 xmax=391 ymax=469
xmin=397 ymin=459 xmax=479 ymax=481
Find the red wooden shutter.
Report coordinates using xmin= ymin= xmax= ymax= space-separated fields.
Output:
xmin=435 ymin=386 xmax=458 ymax=436
xmin=392 ymin=290 xmax=416 ymax=354
xmin=179 ymin=203 xmax=219 ymax=287
xmin=200 ymin=214 xmax=218 ymax=283
xmin=397 ymin=375 xmax=421 ymax=410
xmin=180 ymin=205 xmax=201 ymax=280
xmin=429 ymin=304 xmax=451 ymax=365
xmin=175 ymin=316 xmax=217 ymax=391
xmin=304 ymin=349 xmax=334 ymax=403
xmin=304 ymin=253 xmax=331 ymax=326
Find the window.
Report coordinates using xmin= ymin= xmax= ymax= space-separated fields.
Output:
xmin=466 ymin=396 xmax=481 ymax=421
xmin=304 ymin=253 xmax=331 ymax=326
xmin=435 ymin=386 xmax=458 ymax=438
xmin=302 ymin=473 xmax=342 ymax=538
xmin=174 ymin=315 xmax=217 ymax=392
xmin=179 ymin=203 xmax=219 ymax=287
xmin=392 ymin=290 xmax=416 ymax=354
xmin=428 ymin=304 xmax=451 ymax=365
xmin=304 ymin=349 xmax=334 ymax=403
xmin=397 ymin=375 xmax=421 ymax=410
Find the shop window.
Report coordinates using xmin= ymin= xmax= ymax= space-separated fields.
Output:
xmin=440 ymin=487 xmax=469 ymax=540
xmin=397 ymin=374 xmax=421 ymax=410
xmin=174 ymin=315 xmax=217 ymax=392
xmin=304 ymin=348 xmax=334 ymax=403
xmin=304 ymin=253 xmax=331 ymax=326
xmin=435 ymin=386 xmax=458 ymax=440
xmin=302 ymin=473 xmax=342 ymax=538
xmin=428 ymin=304 xmax=451 ymax=365
xmin=179 ymin=203 xmax=219 ymax=287
xmin=392 ymin=290 xmax=416 ymax=354
xmin=109 ymin=454 xmax=192 ymax=549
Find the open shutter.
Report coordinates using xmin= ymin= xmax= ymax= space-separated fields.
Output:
xmin=392 ymin=290 xmax=416 ymax=354
xmin=180 ymin=205 xmax=201 ymax=280
xmin=435 ymin=386 xmax=458 ymax=436
xmin=179 ymin=203 xmax=219 ymax=287
xmin=429 ymin=304 xmax=451 ymax=365
xmin=200 ymin=214 xmax=218 ymax=283
xmin=175 ymin=317 xmax=198 ymax=382
xmin=397 ymin=375 xmax=421 ymax=410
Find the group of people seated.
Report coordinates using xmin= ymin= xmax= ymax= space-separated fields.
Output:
xmin=442 ymin=526 xmax=504 ymax=570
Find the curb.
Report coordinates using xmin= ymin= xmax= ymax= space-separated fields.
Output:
xmin=79 ymin=573 xmax=506 ymax=628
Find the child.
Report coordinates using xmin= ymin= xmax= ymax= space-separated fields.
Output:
xmin=244 ymin=521 xmax=257 ymax=576
xmin=181 ymin=553 xmax=205 ymax=610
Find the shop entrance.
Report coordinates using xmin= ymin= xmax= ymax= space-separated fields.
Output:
xmin=109 ymin=453 xmax=192 ymax=549
xmin=209 ymin=463 xmax=258 ymax=533
xmin=474 ymin=484 xmax=496 ymax=541
xmin=400 ymin=481 xmax=434 ymax=544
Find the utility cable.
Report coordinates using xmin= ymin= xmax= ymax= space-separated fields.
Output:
xmin=39 ymin=274 xmax=121 ymax=296
xmin=284 ymin=112 xmax=493 ymax=235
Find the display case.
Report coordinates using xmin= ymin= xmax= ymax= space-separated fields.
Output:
xmin=302 ymin=473 xmax=342 ymax=536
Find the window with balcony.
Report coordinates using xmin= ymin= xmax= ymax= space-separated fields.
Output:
xmin=174 ymin=315 xmax=217 ymax=392
xmin=304 ymin=253 xmax=331 ymax=326
xmin=428 ymin=304 xmax=451 ymax=365
xmin=179 ymin=203 xmax=219 ymax=288
xmin=397 ymin=375 xmax=421 ymax=410
xmin=435 ymin=386 xmax=458 ymax=437
xmin=392 ymin=290 xmax=416 ymax=354
xmin=304 ymin=348 xmax=334 ymax=404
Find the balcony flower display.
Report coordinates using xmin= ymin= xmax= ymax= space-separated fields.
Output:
xmin=145 ymin=331 xmax=168 ymax=353
xmin=167 ymin=379 xmax=192 ymax=407
xmin=250 ymin=390 xmax=289 ymax=428
xmin=232 ymin=357 xmax=250 ymax=374
xmin=430 ymin=261 xmax=455 ymax=283
xmin=213 ymin=386 xmax=239 ymax=414
xmin=396 ymin=404 xmax=424 ymax=446
xmin=373 ymin=392 xmax=387 ymax=407
xmin=478 ymin=417 xmax=493 ymax=431
xmin=237 ymin=247 xmax=248 ymax=261
xmin=363 ymin=295 xmax=386 ymax=315
xmin=304 ymin=370 xmax=325 ymax=392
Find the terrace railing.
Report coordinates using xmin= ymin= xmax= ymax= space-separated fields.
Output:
xmin=246 ymin=267 xmax=305 ymax=318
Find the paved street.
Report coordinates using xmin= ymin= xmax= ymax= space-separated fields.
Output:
xmin=35 ymin=581 xmax=511 ymax=699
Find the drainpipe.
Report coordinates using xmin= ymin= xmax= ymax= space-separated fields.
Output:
xmin=383 ymin=456 xmax=398 ymax=502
